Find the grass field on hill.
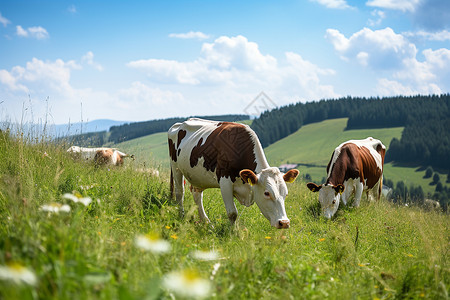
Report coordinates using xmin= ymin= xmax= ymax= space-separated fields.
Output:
xmin=264 ymin=118 xmax=449 ymax=195
xmin=0 ymin=131 xmax=448 ymax=299
xmin=115 ymin=118 xmax=448 ymax=195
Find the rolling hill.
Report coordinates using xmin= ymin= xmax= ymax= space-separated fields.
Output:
xmin=115 ymin=118 xmax=448 ymax=195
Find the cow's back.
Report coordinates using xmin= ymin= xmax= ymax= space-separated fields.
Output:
xmin=168 ymin=118 xmax=258 ymax=188
xmin=327 ymin=138 xmax=385 ymax=188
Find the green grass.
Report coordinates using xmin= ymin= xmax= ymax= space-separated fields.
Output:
xmin=264 ymin=118 xmax=449 ymax=195
xmin=115 ymin=131 xmax=169 ymax=167
xmin=0 ymin=130 xmax=448 ymax=299
xmin=112 ymin=118 xmax=448 ymax=194
xmin=264 ymin=118 xmax=403 ymax=166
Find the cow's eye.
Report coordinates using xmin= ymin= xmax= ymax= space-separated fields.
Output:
xmin=332 ymin=200 xmax=336 ymax=204
xmin=264 ymin=191 xmax=270 ymax=198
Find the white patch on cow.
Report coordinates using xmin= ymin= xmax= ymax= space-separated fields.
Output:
xmin=169 ymin=118 xmax=298 ymax=228
xmin=327 ymin=137 xmax=385 ymax=178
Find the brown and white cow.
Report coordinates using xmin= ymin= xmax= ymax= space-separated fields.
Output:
xmin=67 ymin=146 xmax=132 ymax=166
xmin=307 ymin=137 xmax=386 ymax=218
xmin=168 ymin=118 xmax=299 ymax=229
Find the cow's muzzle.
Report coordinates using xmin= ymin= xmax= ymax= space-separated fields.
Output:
xmin=277 ymin=219 xmax=290 ymax=229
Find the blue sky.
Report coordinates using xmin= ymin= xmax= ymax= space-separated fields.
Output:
xmin=1 ymin=0 xmax=449 ymax=124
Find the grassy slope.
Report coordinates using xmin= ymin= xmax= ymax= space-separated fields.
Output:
xmin=264 ymin=118 xmax=448 ymax=195
xmin=115 ymin=118 xmax=447 ymax=195
xmin=0 ymin=132 xmax=448 ymax=299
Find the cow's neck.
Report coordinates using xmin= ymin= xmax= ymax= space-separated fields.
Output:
xmin=251 ymin=134 xmax=270 ymax=172
xmin=326 ymin=158 xmax=346 ymax=186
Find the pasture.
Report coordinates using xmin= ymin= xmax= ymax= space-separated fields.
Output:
xmin=0 ymin=130 xmax=448 ymax=299
xmin=115 ymin=118 xmax=448 ymax=195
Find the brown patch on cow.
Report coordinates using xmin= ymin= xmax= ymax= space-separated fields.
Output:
xmin=190 ymin=122 xmax=257 ymax=182
xmin=169 ymin=130 xmax=187 ymax=162
xmin=168 ymin=138 xmax=177 ymax=162
xmin=94 ymin=149 xmax=114 ymax=165
xmin=326 ymin=143 xmax=382 ymax=189
xmin=177 ymin=130 xmax=187 ymax=148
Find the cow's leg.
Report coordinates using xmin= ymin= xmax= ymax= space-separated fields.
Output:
xmin=219 ymin=178 xmax=238 ymax=224
xmin=190 ymin=186 xmax=210 ymax=223
xmin=353 ymin=181 xmax=364 ymax=207
xmin=171 ymin=166 xmax=185 ymax=217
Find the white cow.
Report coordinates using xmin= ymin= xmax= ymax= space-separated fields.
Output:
xmin=168 ymin=118 xmax=299 ymax=229
xmin=67 ymin=146 xmax=132 ymax=166
xmin=307 ymin=137 xmax=386 ymax=218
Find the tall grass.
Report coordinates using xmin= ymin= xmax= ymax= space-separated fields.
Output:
xmin=0 ymin=130 xmax=448 ymax=299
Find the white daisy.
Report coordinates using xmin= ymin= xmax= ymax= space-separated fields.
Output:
xmin=0 ymin=263 xmax=37 ymax=286
xmin=135 ymin=234 xmax=171 ymax=254
xmin=63 ymin=192 xmax=92 ymax=206
xmin=40 ymin=203 xmax=71 ymax=214
xmin=190 ymin=250 xmax=220 ymax=261
xmin=162 ymin=269 xmax=212 ymax=299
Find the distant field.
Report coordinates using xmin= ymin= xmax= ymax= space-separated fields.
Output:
xmin=264 ymin=118 xmax=448 ymax=195
xmin=115 ymin=132 xmax=169 ymax=168
xmin=115 ymin=118 xmax=448 ymax=195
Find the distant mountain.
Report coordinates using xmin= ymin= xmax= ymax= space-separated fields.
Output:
xmin=53 ymin=119 xmax=129 ymax=136
xmin=1 ymin=119 xmax=129 ymax=138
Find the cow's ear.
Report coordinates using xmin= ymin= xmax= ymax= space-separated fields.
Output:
xmin=283 ymin=169 xmax=299 ymax=183
xmin=307 ymin=182 xmax=322 ymax=192
xmin=240 ymin=169 xmax=258 ymax=186
xmin=333 ymin=184 xmax=345 ymax=194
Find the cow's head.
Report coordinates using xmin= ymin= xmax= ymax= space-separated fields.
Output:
xmin=240 ymin=167 xmax=299 ymax=229
xmin=307 ymin=182 xmax=344 ymax=219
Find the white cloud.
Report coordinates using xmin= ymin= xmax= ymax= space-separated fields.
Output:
xmin=326 ymin=27 xmax=450 ymax=95
xmin=403 ymin=30 xmax=450 ymax=41
xmin=367 ymin=9 xmax=386 ymax=27
xmin=0 ymin=12 xmax=11 ymax=27
xmin=0 ymin=56 xmax=189 ymax=124
xmin=16 ymin=25 xmax=28 ymax=37
xmin=81 ymin=51 xmax=103 ymax=71
xmin=169 ymin=31 xmax=210 ymax=40
xmin=310 ymin=0 xmax=352 ymax=9
xmin=16 ymin=25 xmax=49 ymax=39
xmin=366 ymin=0 xmax=420 ymax=12
xmin=118 ymin=81 xmax=184 ymax=106
xmin=127 ymin=35 xmax=339 ymax=111
xmin=326 ymin=27 xmax=417 ymax=70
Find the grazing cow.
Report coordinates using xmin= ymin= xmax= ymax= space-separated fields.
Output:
xmin=168 ymin=118 xmax=299 ymax=229
xmin=307 ymin=137 xmax=386 ymax=218
xmin=67 ymin=146 xmax=132 ymax=166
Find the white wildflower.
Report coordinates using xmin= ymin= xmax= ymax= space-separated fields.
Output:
xmin=40 ymin=202 xmax=71 ymax=214
xmin=0 ymin=263 xmax=37 ymax=286
xmin=162 ymin=270 xmax=212 ymax=299
xmin=210 ymin=262 xmax=221 ymax=280
xmin=63 ymin=192 xmax=92 ymax=206
xmin=135 ymin=234 xmax=171 ymax=254
xmin=190 ymin=250 xmax=220 ymax=261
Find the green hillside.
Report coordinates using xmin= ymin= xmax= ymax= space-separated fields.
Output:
xmin=264 ymin=118 xmax=448 ymax=195
xmin=1 ymin=128 xmax=448 ymax=299
xmin=114 ymin=118 xmax=448 ymax=196
xmin=115 ymin=132 xmax=169 ymax=168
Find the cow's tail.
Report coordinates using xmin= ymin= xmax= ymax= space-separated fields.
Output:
xmin=170 ymin=168 xmax=174 ymax=199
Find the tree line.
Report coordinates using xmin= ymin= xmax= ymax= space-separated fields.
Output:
xmin=63 ymin=114 xmax=250 ymax=146
xmin=250 ymin=94 xmax=450 ymax=171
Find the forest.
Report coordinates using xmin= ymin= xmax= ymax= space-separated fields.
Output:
xmin=251 ymin=94 xmax=450 ymax=171
xmin=63 ymin=114 xmax=250 ymax=146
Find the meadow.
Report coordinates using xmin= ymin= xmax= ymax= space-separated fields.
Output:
xmin=115 ymin=118 xmax=449 ymax=195
xmin=0 ymin=129 xmax=448 ymax=299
